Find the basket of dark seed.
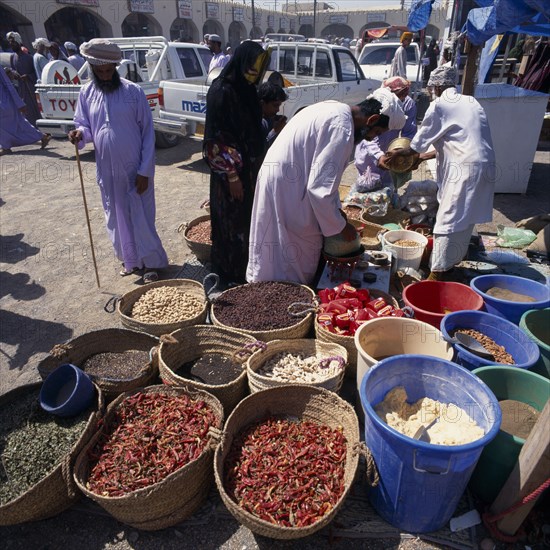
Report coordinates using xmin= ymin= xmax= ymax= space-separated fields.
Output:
xmin=158 ymin=325 xmax=262 ymax=415
xmin=0 ymin=381 xmax=103 ymax=526
xmin=73 ymin=385 xmax=223 ymax=531
xmin=178 ymin=215 xmax=212 ymax=263
xmin=210 ymin=281 xmax=316 ymax=342
xmin=117 ymin=279 xmax=208 ymax=337
xmin=246 ymin=338 xmax=348 ymax=394
xmin=214 ymin=385 xmax=363 ymax=539
xmin=37 ymin=329 xmax=159 ymax=400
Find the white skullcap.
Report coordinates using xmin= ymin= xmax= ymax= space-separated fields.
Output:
xmin=208 ymin=34 xmax=221 ymax=43
xmin=428 ymin=65 xmax=458 ymax=87
xmin=32 ymin=37 xmax=51 ymax=49
xmin=80 ymin=38 xmax=122 ymax=65
xmin=7 ymin=32 xmax=22 ymax=44
xmin=369 ymin=87 xmax=406 ymax=131
xmin=64 ymin=41 xmax=77 ymax=52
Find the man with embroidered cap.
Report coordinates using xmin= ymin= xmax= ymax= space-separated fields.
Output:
xmin=32 ymin=37 xmax=51 ymax=82
xmin=247 ymin=94 xmax=404 ymax=285
xmin=388 ymin=66 xmax=496 ymax=280
xmin=65 ymin=41 xmax=86 ymax=73
xmin=68 ymin=38 xmax=168 ymax=284
xmin=389 ymin=31 xmax=413 ymax=78
xmin=207 ymin=34 xmax=228 ymax=73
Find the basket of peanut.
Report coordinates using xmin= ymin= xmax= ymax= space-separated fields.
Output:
xmin=178 ymin=215 xmax=211 ymax=263
xmin=117 ymin=279 xmax=208 ymax=337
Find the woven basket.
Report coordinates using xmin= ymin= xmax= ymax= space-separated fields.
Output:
xmin=73 ymin=384 xmax=224 ymax=531
xmin=361 ymin=207 xmax=411 ymax=228
xmin=178 ymin=215 xmax=212 ymax=263
xmin=350 ymin=219 xmax=387 ymax=251
xmin=246 ymin=338 xmax=347 ymax=394
xmin=338 ymin=184 xmax=351 ymax=202
xmin=210 ymin=283 xmax=316 ymax=343
xmin=158 ymin=325 xmax=260 ymax=415
xmin=0 ymin=382 xmax=104 ymax=526
xmin=37 ymin=329 xmax=159 ymax=400
xmin=117 ymin=279 xmax=208 ymax=337
xmin=315 ymin=289 xmax=399 ymax=378
xmin=214 ymin=385 xmax=360 ymax=539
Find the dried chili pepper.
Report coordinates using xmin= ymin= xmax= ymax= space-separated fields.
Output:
xmin=86 ymin=391 xmax=217 ymax=496
xmin=224 ymin=417 xmax=346 ymax=528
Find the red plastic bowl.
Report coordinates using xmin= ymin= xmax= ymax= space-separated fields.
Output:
xmin=402 ymin=281 xmax=485 ymax=328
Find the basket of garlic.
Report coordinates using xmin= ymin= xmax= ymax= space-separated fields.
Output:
xmin=246 ymin=338 xmax=348 ymax=394
xmin=117 ymin=279 xmax=208 ymax=337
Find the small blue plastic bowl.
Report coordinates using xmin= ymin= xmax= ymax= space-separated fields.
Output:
xmin=40 ymin=363 xmax=95 ymax=417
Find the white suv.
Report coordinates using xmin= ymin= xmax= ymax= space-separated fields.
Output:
xmin=358 ymin=41 xmax=422 ymax=91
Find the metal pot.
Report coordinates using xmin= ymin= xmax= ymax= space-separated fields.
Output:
xmin=385 ymin=137 xmax=416 ymax=174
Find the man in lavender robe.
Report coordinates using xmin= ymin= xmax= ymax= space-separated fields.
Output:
xmin=68 ymin=39 xmax=168 ymax=283
xmin=1 ymin=67 xmax=51 ymax=154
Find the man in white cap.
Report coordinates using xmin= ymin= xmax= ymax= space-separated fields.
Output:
xmin=32 ymin=37 xmax=51 ymax=82
xmin=68 ymin=39 xmax=168 ymax=284
xmin=247 ymin=96 xmax=401 ymax=285
xmin=64 ymin=41 xmax=86 ymax=72
xmin=207 ymin=34 xmax=228 ymax=73
xmin=389 ymin=66 xmax=496 ymax=280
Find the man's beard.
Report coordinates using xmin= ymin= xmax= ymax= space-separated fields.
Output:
xmin=92 ymin=68 xmax=121 ymax=93
xmin=354 ymin=126 xmax=370 ymax=144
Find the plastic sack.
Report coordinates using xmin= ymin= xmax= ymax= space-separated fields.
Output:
xmin=354 ymin=166 xmax=382 ymax=193
xmin=343 ymin=187 xmax=392 ymax=210
xmin=496 ymin=225 xmax=537 ymax=248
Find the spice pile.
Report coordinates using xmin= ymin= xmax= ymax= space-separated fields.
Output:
xmin=86 ymin=391 xmax=217 ymax=496
xmin=176 ymin=353 xmax=244 ymax=385
xmin=81 ymin=350 xmax=150 ymax=380
xmin=131 ymin=287 xmax=204 ymax=324
xmin=186 ymin=220 xmax=212 ymax=245
xmin=453 ymin=328 xmax=514 ymax=364
xmin=0 ymin=389 xmax=92 ymax=505
xmin=342 ymin=205 xmax=363 ymax=220
xmin=224 ymin=417 xmax=346 ymax=527
xmin=214 ymin=282 xmax=313 ymax=331
xmin=257 ymin=352 xmax=344 ymax=384
xmin=317 ymin=283 xmax=405 ymax=337
xmin=392 ymin=239 xmax=420 ymax=247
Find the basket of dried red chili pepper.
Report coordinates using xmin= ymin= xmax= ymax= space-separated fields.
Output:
xmin=214 ymin=385 xmax=363 ymax=539
xmin=37 ymin=328 xmax=159 ymax=401
xmin=158 ymin=325 xmax=264 ymax=415
xmin=0 ymin=381 xmax=104 ymax=526
xmin=73 ymin=385 xmax=224 ymax=530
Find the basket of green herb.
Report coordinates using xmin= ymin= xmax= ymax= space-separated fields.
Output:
xmin=37 ymin=328 xmax=159 ymax=400
xmin=0 ymin=382 xmax=103 ymax=525
xmin=73 ymin=385 xmax=224 ymax=530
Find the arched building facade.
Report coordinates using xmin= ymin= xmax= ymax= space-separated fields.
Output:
xmin=0 ymin=0 xmax=447 ymax=54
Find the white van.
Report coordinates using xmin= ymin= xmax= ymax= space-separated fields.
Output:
xmin=265 ymin=33 xmax=307 ymax=43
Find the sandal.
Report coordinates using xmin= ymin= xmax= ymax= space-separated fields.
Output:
xmin=120 ymin=265 xmax=140 ymax=277
xmin=40 ymin=134 xmax=52 ymax=150
xmin=143 ymin=270 xmax=159 ymax=284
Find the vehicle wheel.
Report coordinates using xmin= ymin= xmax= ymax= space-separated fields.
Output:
xmin=155 ymin=131 xmax=182 ymax=148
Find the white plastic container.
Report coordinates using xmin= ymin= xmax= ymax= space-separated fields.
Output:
xmin=354 ymin=316 xmax=454 ymax=399
xmin=380 ymin=229 xmax=428 ymax=273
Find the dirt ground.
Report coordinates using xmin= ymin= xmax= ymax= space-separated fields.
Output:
xmin=0 ymin=136 xmax=548 ymax=549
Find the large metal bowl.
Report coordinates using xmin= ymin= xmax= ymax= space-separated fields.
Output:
xmin=385 ymin=137 xmax=416 ymax=173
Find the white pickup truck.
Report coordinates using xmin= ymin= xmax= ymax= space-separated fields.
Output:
xmin=34 ymin=36 xmax=212 ymax=147
xmin=156 ymin=42 xmax=377 ymax=139
xmin=358 ymin=41 xmax=422 ymax=92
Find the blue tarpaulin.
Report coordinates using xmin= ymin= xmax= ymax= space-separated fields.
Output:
xmin=466 ymin=0 xmax=550 ymax=44
xmin=407 ymin=0 xmax=435 ymax=32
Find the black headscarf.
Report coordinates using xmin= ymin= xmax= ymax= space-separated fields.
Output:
xmin=204 ymin=41 xmax=265 ymax=159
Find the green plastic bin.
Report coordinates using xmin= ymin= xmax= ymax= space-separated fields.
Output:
xmin=469 ymin=366 xmax=550 ymax=503
xmin=520 ymin=308 xmax=550 ymax=379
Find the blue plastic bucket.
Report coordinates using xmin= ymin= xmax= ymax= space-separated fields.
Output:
xmin=440 ymin=310 xmax=540 ymax=371
xmin=360 ymin=355 xmax=501 ymax=533
xmin=470 ymin=274 xmax=550 ymax=325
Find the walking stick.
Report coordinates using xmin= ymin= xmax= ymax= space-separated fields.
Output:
xmin=74 ymin=143 xmax=101 ymax=288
